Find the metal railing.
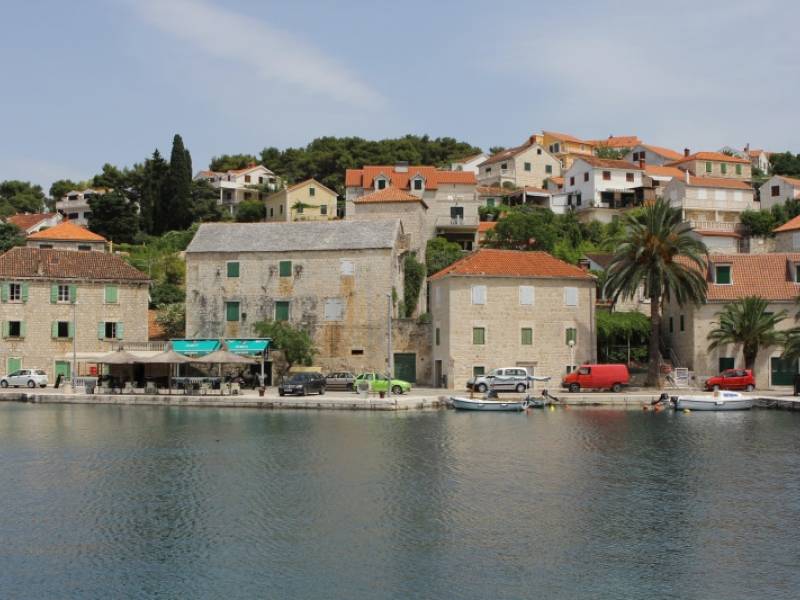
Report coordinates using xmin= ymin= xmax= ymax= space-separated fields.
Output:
xmin=435 ymin=215 xmax=479 ymax=228
xmin=112 ymin=341 xmax=168 ymax=352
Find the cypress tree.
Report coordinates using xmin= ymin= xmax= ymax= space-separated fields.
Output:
xmin=162 ymin=134 xmax=193 ymax=232
xmin=140 ymin=149 xmax=168 ymax=235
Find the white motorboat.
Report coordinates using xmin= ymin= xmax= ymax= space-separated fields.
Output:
xmin=450 ymin=396 xmax=530 ymax=411
xmin=674 ymin=390 xmax=753 ymax=411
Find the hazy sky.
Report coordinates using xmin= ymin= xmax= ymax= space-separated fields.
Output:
xmin=2 ymin=0 xmax=799 ymax=190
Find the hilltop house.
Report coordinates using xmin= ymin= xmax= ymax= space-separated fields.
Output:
xmin=759 ymin=175 xmax=800 ymax=211
xmin=25 ymin=221 xmax=107 ymax=252
xmin=264 ymin=179 xmax=338 ymax=223
xmin=450 ymin=152 xmax=489 ymax=174
xmin=55 ymin=188 xmax=108 ymax=225
xmin=667 ymin=151 xmax=751 ymax=180
xmin=429 ymin=249 xmax=596 ymax=388
xmin=194 ymin=164 xmax=280 ymax=215
xmin=0 ymin=247 xmax=149 ymax=379
xmin=559 ymin=156 xmax=645 ymax=222
xmin=476 ymin=138 xmax=561 ymax=189
xmin=6 ymin=213 xmax=62 ymax=235
xmin=624 ymin=144 xmax=684 ymax=166
xmin=773 ymin=215 xmax=800 ymax=251
xmin=541 ymin=131 xmax=595 ymax=168
xmin=663 ymin=253 xmax=800 ymax=387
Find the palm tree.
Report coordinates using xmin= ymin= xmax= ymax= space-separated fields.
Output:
xmin=707 ymin=296 xmax=786 ymax=370
xmin=605 ymin=199 xmax=708 ymax=387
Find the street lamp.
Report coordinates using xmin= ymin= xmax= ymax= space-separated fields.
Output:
xmin=71 ymin=300 xmax=78 ymax=390
xmin=569 ymin=339 xmax=575 ymax=374
xmin=386 ymin=292 xmax=393 ymax=391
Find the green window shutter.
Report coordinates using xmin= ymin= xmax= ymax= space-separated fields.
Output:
xmin=105 ymin=285 xmax=118 ymax=304
xmin=21 ymin=283 xmax=28 ymax=302
xmin=309 ymin=187 xmax=315 ymax=196
xmin=487 ymin=198 xmax=495 ymax=207
xmin=50 ymin=285 xmax=58 ymax=304
xmin=524 ymin=162 xmax=531 ymax=171
xmin=565 ymin=328 xmax=577 ymax=344
xmin=98 ymin=322 xmax=105 ymax=339
xmin=226 ymin=302 xmax=240 ymax=322
xmin=715 ymin=265 xmax=731 ymax=284
xmin=545 ymin=165 xmax=552 ymax=174
xmin=227 ymin=262 xmax=240 ymax=278
xmin=0 ymin=283 xmax=7 ymax=303
xmin=51 ymin=321 xmax=57 ymax=338
xmin=275 ymin=301 xmax=289 ymax=321
xmin=2 ymin=321 xmax=8 ymax=338
xmin=68 ymin=321 xmax=74 ymax=339
xmin=69 ymin=284 xmax=77 ymax=303
xmin=705 ymin=162 xmax=712 ymax=173
xmin=435 ymin=327 xmax=440 ymax=346
xmin=736 ymin=164 xmax=742 ymax=175
xmin=473 ymin=327 xmax=485 ymax=345
xmin=279 ymin=261 xmax=292 ymax=277
xmin=721 ymin=163 xmax=727 ymax=174
xmin=521 ymin=328 xmax=533 ymax=345
xmin=117 ymin=322 xmax=124 ymax=340
xmin=19 ymin=321 xmax=26 ymax=338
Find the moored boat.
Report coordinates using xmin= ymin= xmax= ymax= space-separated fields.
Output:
xmin=674 ymin=391 xmax=753 ymax=411
xmin=450 ymin=396 xmax=529 ymax=411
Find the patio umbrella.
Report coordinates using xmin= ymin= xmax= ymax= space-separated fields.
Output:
xmin=97 ymin=349 xmax=140 ymax=364
xmin=140 ymin=349 xmax=195 ymax=393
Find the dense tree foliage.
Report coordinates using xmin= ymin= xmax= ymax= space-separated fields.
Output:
xmin=769 ymin=152 xmax=800 ymax=177
xmin=0 ymin=180 xmax=47 ymax=216
xmin=209 ymin=154 xmax=259 ymax=171
xmin=401 ymin=253 xmax=426 ymax=318
xmin=708 ymin=296 xmax=786 ymax=371
xmin=150 ymin=282 xmax=185 ymax=308
xmin=594 ymin=146 xmax=629 ymax=159
xmin=155 ymin=303 xmax=186 ymax=338
xmin=254 ymin=320 xmax=317 ymax=378
xmin=159 ymin=134 xmax=194 ymax=233
xmin=87 ymin=190 xmax=140 ymax=243
xmin=235 ymin=199 xmax=266 ymax=222
xmin=740 ymin=198 xmax=800 ymax=237
xmin=425 ymin=237 xmax=464 ymax=276
xmin=49 ymin=179 xmax=83 ymax=202
xmin=0 ymin=222 xmax=26 ymax=253
xmin=596 ymin=311 xmax=650 ymax=364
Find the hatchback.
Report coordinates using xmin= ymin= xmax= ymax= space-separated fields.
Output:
xmin=0 ymin=369 xmax=49 ymax=389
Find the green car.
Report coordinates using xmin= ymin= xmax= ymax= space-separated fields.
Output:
xmin=354 ymin=372 xmax=412 ymax=395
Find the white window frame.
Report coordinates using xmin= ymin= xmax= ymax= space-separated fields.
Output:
xmin=324 ymin=298 xmax=344 ymax=321
xmin=564 ymin=287 xmax=578 ymax=307
xmin=471 ymin=285 xmax=487 ymax=305
xmin=340 ymin=259 xmax=355 ymax=276
xmin=519 ymin=285 xmax=535 ymax=306
xmin=8 ymin=283 xmax=21 ymax=302
xmin=57 ymin=284 xmax=71 ymax=303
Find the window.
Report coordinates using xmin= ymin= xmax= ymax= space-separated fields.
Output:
xmin=669 ymin=317 xmax=674 ymax=333
xmin=340 ymin=259 xmax=354 ymax=276
xmin=698 ymin=189 xmax=708 ymax=200
xmin=473 ymin=366 xmax=485 ymax=378
xmin=545 ymin=165 xmax=553 ymax=174
xmin=56 ymin=284 xmax=72 ymax=303
xmin=705 ymin=162 xmax=712 ymax=173
xmin=524 ymin=162 xmax=531 ymax=172
xmin=78 ymin=244 xmax=92 ymax=251
xmin=626 ymin=172 xmax=634 ymax=182
xmin=795 ymin=264 xmax=800 ymax=283
xmin=103 ymin=322 xmax=119 ymax=339
xmin=519 ymin=285 xmax=534 ymax=305
xmin=244 ymin=175 xmax=251 ymax=183
xmin=225 ymin=301 xmax=240 ymax=322
xmin=471 ymin=285 xmax=486 ymax=305
xmin=435 ymin=327 xmax=440 ymax=346
xmin=54 ymin=321 xmax=71 ymax=339
xmin=275 ymin=301 xmax=290 ymax=321
xmin=296 ymin=204 xmax=304 ymax=214
xmin=309 ymin=186 xmax=316 ymax=196
xmin=537 ymin=148 xmax=542 ymax=155
xmin=485 ymin=167 xmax=492 ymax=174
xmin=324 ymin=298 xmax=344 ymax=321
xmin=320 ymin=204 xmax=327 ymax=215
xmin=501 ymin=163 xmax=507 ymax=170
xmin=602 ymin=171 xmax=611 ymax=181
xmin=570 ymin=176 xmax=575 ymax=186
xmin=377 ymin=179 xmax=387 ymax=190
xmin=632 ymin=152 xmax=640 ymax=161
xmin=279 ymin=261 xmax=292 ymax=277
xmin=720 ymin=163 xmax=727 ymax=175
xmin=772 ymin=185 xmax=780 ymax=197
xmin=735 ymin=164 xmax=742 ymax=175
xmin=554 ymin=143 xmax=560 ymax=153
xmin=521 ymin=327 xmax=533 ymax=345
xmin=259 ymin=177 xmax=264 ymax=184
xmin=487 ymin=198 xmax=495 ymax=207
xmin=67 ymin=213 xmax=79 ymax=220
xmin=8 ymin=283 xmax=21 ymax=302
xmin=715 ymin=265 xmax=732 ymax=284
xmin=733 ymin=191 xmax=743 ymax=202
xmin=413 ymin=178 xmax=423 ymax=190
xmin=583 ymin=172 xmax=589 ymax=182
xmin=351 ymin=349 xmax=364 ymax=356
xmin=565 ymin=327 xmax=577 ymax=344
xmin=243 ymin=192 xmax=252 ymax=200
xmin=473 ymin=327 xmax=486 ymax=345
xmin=4 ymin=321 xmax=23 ymax=338
xmin=270 ymin=208 xmax=274 ymax=218
xmin=680 ymin=314 xmax=685 ymax=332
xmin=719 ymin=357 xmax=735 ymax=372
xmin=104 ymin=285 xmax=118 ymax=304
xmin=227 ymin=262 xmax=240 ymax=278
xmin=279 ymin=205 xmax=283 ymax=215
xmin=564 ymin=287 xmax=578 ymax=306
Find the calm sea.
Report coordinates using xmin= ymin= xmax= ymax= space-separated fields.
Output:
xmin=1 ymin=403 xmax=799 ymax=599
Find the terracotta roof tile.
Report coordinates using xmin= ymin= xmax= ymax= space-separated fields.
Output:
xmin=0 ymin=247 xmax=149 ymax=281
xmin=776 ymin=175 xmax=800 ymax=187
xmin=6 ymin=213 xmax=58 ymax=231
xmin=543 ymin=131 xmax=591 ymax=145
xmin=477 ymin=221 xmax=497 ymax=233
xmin=148 ymin=309 xmax=167 ymax=340
xmin=637 ymin=144 xmax=684 ymax=161
xmin=584 ymin=252 xmax=614 ymax=269
xmin=773 ymin=214 xmax=800 ymax=233
xmin=668 ymin=151 xmax=751 ymax=165
xmin=429 ymin=249 xmax=593 ymax=281
xmin=684 ymin=175 xmax=752 ymax=190
xmin=345 ymin=166 xmax=476 ymax=190
xmin=574 ymin=156 xmax=641 ymax=170
xmin=588 ymin=135 xmax=641 ymax=148
xmin=644 ymin=165 xmax=684 ymax=179
xmin=27 ymin=221 xmax=107 ymax=242
xmin=683 ymin=254 xmax=800 ymax=302
xmin=353 ymin=186 xmax=428 ymax=206
xmin=550 ymin=176 xmax=564 ymax=185
xmin=479 ymin=143 xmax=532 ymax=166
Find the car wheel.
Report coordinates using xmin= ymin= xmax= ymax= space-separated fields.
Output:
xmin=611 ymin=383 xmax=622 ymax=393
xmin=0 ymin=380 xmax=7 ymax=388
xmin=515 ymin=383 xmax=527 ymax=393
xmin=746 ymin=384 xmax=754 ymax=392
xmin=712 ymin=385 xmax=720 ymax=392
xmin=27 ymin=380 xmax=36 ymax=389
xmin=476 ymin=383 xmax=487 ymax=393
xmin=569 ymin=383 xmax=580 ymax=393
xmin=391 ymin=385 xmax=403 ymax=395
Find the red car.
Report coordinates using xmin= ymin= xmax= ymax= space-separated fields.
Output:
xmin=704 ymin=369 xmax=755 ymax=392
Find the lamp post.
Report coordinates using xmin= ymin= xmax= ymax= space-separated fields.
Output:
xmin=387 ymin=292 xmax=393 ymax=391
xmin=71 ymin=300 xmax=78 ymax=390
xmin=569 ymin=339 xmax=575 ymax=373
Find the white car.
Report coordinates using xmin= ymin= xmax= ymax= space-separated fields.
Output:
xmin=467 ymin=367 xmax=531 ymax=393
xmin=0 ymin=369 xmax=49 ymax=389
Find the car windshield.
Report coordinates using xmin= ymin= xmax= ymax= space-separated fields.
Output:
xmin=35 ymin=370 xmax=46 ymax=375
xmin=287 ymin=374 xmax=308 ymax=383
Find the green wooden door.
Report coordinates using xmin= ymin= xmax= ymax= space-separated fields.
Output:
xmin=770 ymin=357 xmax=797 ymax=386
xmin=718 ymin=357 xmax=735 ymax=373
xmin=7 ymin=357 xmax=21 ymax=374
xmin=394 ymin=353 xmax=416 ymax=383
xmin=55 ymin=361 xmax=71 ymax=379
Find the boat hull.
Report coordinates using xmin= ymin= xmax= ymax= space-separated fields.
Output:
xmin=450 ymin=397 xmax=528 ymax=411
xmin=675 ymin=393 xmax=753 ymax=411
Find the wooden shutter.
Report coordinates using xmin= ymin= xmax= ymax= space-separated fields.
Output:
xmin=21 ymin=283 xmax=28 ymax=302
xmin=69 ymin=284 xmax=77 ymax=303
xmin=279 ymin=261 xmax=292 ymax=277
xmin=564 ymin=287 xmax=578 ymax=306
xmin=471 ymin=285 xmax=486 ymax=305
xmin=117 ymin=322 xmax=124 ymax=340
xmin=2 ymin=321 xmax=8 ymax=338
xmin=227 ymin=262 xmax=240 ymax=278
xmin=105 ymin=285 xmax=118 ymax=304
xmin=0 ymin=283 xmax=7 ymax=303
xmin=68 ymin=321 xmax=74 ymax=338
xmin=519 ymin=286 xmax=534 ymax=305
xmin=19 ymin=321 xmax=26 ymax=338
xmin=50 ymin=285 xmax=58 ymax=304
xmin=51 ymin=321 xmax=58 ymax=338
xmin=98 ymin=322 xmax=105 ymax=339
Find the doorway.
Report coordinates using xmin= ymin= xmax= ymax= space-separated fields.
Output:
xmin=434 ymin=360 xmax=442 ymax=388
xmin=394 ymin=353 xmax=416 ymax=383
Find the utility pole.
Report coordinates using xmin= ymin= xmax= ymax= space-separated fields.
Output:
xmin=387 ymin=292 xmax=393 ymax=391
xmin=71 ymin=300 xmax=78 ymax=390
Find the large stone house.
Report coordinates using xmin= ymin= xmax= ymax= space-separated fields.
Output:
xmin=663 ymin=253 xmax=800 ymax=388
xmin=0 ymin=247 xmax=150 ymax=379
xmin=184 ymin=221 xmax=431 ymax=383
xmin=349 ymin=187 xmax=429 ymax=257
xmin=759 ymin=175 xmax=800 ymax=211
xmin=25 ymin=221 xmax=108 ymax=251
xmin=428 ymin=249 xmax=596 ymax=389
xmin=666 ymin=151 xmax=751 ymax=180
xmin=264 ymin=179 xmax=338 ymax=223
xmin=195 ymin=164 xmax=280 ymax=215
xmin=476 ymin=138 xmax=561 ymax=189
xmin=773 ymin=215 xmax=800 ymax=251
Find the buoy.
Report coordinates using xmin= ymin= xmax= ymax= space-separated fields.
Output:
xmin=683 ymin=408 xmax=691 ymax=413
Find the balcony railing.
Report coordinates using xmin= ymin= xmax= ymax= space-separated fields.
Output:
xmin=687 ymin=220 xmax=746 ymax=233
xmin=435 ymin=215 xmax=479 ymax=229
xmin=112 ymin=341 xmax=168 ymax=352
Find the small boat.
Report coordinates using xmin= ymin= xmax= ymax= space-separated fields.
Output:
xmin=674 ymin=391 xmax=753 ymax=411
xmin=450 ymin=396 xmax=530 ymax=411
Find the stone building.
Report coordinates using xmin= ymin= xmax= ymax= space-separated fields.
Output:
xmin=429 ymin=249 xmax=596 ymax=389
xmin=0 ymin=247 xmax=150 ymax=379
xmin=26 ymin=221 xmax=108 ymax=251
xmin=185 ymin=221 xmax=431 ymax=383
xmin=662 ymin=253 xmax=800 ymax=387
xmin=773 ymin=214 xmax=800 ymax=251
xmin=476 ymin=137 xmax=561 ymax=189
xmin=264 ymin=178 xmax=339 ymax=222
xmin=349 ymin=187 xmax=429 ymax=258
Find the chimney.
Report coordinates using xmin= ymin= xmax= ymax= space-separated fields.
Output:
xmin=684 ymin=148 xmax=691 ymax=157
xmin=395 ymin=161 xmax=409 ymax=173
xmin=684 ymin=170 xmax=690 ymax=183
xmin=638 ymin=158 xmax=646 ymax=169
xmin=745 ymin=143 xmax=750 ymax=153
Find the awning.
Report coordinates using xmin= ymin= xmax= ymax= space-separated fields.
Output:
xmin=226 ymin=339 xmax=271 ymax=356
xmin=170 ymin=339 xmax=220 ymax=357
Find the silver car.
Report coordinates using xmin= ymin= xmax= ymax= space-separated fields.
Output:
xmin=1 ymin=368 xmax=49 ymax=389
xmin=467 ymin=367 xmax=530 ymax=393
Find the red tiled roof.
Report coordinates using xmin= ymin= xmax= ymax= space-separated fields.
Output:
xmin=429 ymin=249 xmax=593 ymax=281
xmin=574 ymin=156 xmax=641 ymax=170
xmin=148 ymin=310 xmax=167 ymax=340
xmin=776 ymin=175 xmax=800 ymax=187
xmin=588 ymin=135 xmax=641 ymax=148
xmin=6 ymin=213 xmax=57 ymax=231
xmin=0 ymin=247 xmax=149 ymax=281
xmin=479 ymin=143 xmax=532 ymax=166
xmin=477 ymin=221 xmax=497 ymax=233
xmin=687 ymin=254 xmax=800 ymax=301
xmin=645 ymin=165 xmax=684 ymax=179
xmin=345 ymin=166 xmax=476 ymax=190
xmin=27 ymin=221 xmax=107 ymax=242
xmin=684 ymin=175 xmax=752 ymax=190
xmin=638 ymin=144 xmax=684 ymax=161
xmin=543 ymin=131 xmax=591 ymax=145
xmin=285 ymin=178 xmax=337 ymax=195
xmin=774 ymin=214 xmax=800 ymax=233
xmin=668 ymin=151 xmax=750 ymax=165
xmin=353 ymin=186 xmax=428 ymax=206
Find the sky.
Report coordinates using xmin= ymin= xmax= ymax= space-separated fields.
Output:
xmin=2 ymin=0 xmax=799 ymax=191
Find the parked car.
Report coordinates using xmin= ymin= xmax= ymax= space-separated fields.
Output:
xmin=561 ymin=364 xmax=630 ymax=393
xmin=467 ymin=367 xmax=530 ymax=393
xmin=325 ymin=372 xmax=356 ymax=391
xmin=0 ymin=369 xmax=48 ymax=389
xmin=353 ymin=372 xmax=411 ymax=395
xmin=704 ymin=369 xmax=755 ymax=392
xmin=278 ymin=372 xmax=326 ymax=396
